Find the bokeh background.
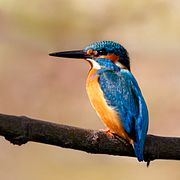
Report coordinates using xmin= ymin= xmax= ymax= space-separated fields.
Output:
xmin=0 ymin=0 xmax=180 ymax=179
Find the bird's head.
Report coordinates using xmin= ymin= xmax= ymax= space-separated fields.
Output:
xmin=49 ymin=41 xmax=130 ymax=71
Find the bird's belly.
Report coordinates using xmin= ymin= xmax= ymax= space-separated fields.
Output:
xmin=86 ymin=69 xmax=131 ymax=141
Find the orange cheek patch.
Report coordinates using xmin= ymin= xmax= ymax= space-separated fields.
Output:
xmin=100 ymin=53 xmax=119 ymax=62
xmin=87 ymin=49 xmax=93 ymax=55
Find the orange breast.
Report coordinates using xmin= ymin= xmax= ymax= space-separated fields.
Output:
xmin=86 ymin=68 xmax=132 ymax=142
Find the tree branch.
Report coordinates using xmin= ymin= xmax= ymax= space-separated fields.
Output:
xmin=0 ymin=113 xmax=180 ymax=163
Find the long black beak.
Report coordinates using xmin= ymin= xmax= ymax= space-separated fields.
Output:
xmin=49 ymin=50 xmax=90 ymax=59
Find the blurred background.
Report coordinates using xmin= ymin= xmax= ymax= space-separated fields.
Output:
xmin=0 ymin=0 xmax=180 ymax=179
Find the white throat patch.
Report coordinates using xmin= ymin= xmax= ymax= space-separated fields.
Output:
xmin=87 ymin=59 xmax=101 ymax=69
xmin=116 ymin=62 xmax=126 ymax=69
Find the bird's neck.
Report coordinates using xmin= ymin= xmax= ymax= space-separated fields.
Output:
xmin=87 ymin=59 xmax=101 ymax=70
xmin=87 ymin=68 xmax=98 ymax=81
xmin=116 ymin=62 xmax=128 ymax=70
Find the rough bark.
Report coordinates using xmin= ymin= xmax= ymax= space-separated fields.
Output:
xmin=0 ymin=113 xmax=180 ymax=163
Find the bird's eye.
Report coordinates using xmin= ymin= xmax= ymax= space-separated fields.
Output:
xmin=98 ymin=49 xmax=107 ymax=55
xmin=86 ymin=49 xmax=107 ymax=57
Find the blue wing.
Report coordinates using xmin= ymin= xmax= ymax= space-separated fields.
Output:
xmin=98 ymin=67 xmax=149 ymax=161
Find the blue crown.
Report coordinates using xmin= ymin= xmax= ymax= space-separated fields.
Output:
xmin=84 ymin=41 xmax=130 ymax=70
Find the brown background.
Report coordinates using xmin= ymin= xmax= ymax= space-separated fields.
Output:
xmin=0 ymin=0 xmax=180 ymax=179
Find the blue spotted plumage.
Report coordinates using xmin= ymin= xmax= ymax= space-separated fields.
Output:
xmin=84 ymin=41 xmax=129 ymax=61
xmin=84 ymin=41 xmax=130 ymax=70
xmin=49 ymin=40 xmax=149 ymax=162
xmin=95 ymin=58 xmax=148 ymax=161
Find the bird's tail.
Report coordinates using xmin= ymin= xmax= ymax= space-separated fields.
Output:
xmin=133 ymin=140 xmax=144 ymax=162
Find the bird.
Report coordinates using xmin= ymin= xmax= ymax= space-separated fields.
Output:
xmin=49 ymin=41 xmax=149 ymax=162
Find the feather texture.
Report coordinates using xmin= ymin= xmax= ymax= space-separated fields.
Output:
xmin=86 ymin=69 xmax=132 ymax=142
xmin=88 ymin=58 xmax=149 ymax=161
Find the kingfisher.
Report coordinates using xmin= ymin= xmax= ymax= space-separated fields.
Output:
xmin=49 ymin=41 xmax=149 ymax=162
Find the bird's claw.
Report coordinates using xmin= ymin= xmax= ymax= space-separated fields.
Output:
xmin=99 ymin=128 xmax=114 ymax=137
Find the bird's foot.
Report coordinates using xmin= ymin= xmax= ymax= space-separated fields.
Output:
xmin=99 ymin=128 xmax=114 ymax=137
